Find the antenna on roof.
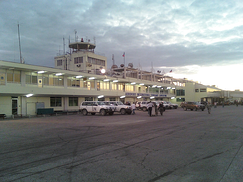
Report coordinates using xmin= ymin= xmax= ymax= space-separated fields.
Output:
xmin=74 ymin=29 xmax=77 ymax=42
xmin=112 ymin=54 xmax=115 ymax=65
xmin=93 ymin=36 xmax=96 ymax=44
xmin=63 ymin=37 xmax=65 ymax=55
xmin=151 ymin=62 xmax=154 ymax=73
xmin=17 ymin=23 xmax=24 ymax=64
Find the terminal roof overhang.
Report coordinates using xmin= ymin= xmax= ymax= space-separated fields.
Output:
xmin=69 ymin=42 xmax=96 ymax=50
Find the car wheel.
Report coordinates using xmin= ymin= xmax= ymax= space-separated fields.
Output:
xmin=202 ymin=109 xmax=204 ymax=111
xmin=91 ymin=113 xmax=95 ymax=115
xmin=82 ymin=109 xmax=88 ymax=115
xmin=100 ymin=109 xmax=106 ymax=116
xmin=142 ymin=107 xmax=147 ymax=112
xmin=120 ymin=108 xmax=126 ymax=115
xmin=183 ymin=107 xmax=187 ymax=111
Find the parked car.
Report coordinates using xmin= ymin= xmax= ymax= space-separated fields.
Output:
xmin=166 ymin=102 xmax=178 ymax=109
xmin=183 ymin=101 xmax=205 ymax=111
xmin=79 ymin=101 xmax=115 ymax=116
xmin=161 ymin=101 xmax=171 ymax=109
xmin=104 ymin=101 xmax=132 ymax=115
xmin=136 ymin=101 xmax=150 ymax=111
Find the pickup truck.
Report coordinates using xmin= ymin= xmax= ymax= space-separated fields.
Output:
xmin=182 ymin=102 xmax=205 ymax=111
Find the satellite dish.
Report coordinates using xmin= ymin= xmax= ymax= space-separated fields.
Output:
xmin=111 ymin=65 xmax=118 ymax=69
xmin=128 ymin=63 xmax=133 ymax=68
xmin=120 ymin=64 xmax=124 ymax=67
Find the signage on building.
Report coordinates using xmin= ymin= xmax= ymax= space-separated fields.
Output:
xmin=125 ymin=93 xmax=136 ymax=96
xmin=159 ymin=94 xmax=167 ymax=97
xmin=125 ymin=93 xmax=167 ymax=97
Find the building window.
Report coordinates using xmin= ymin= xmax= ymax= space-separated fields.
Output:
xmin=57 ymin=60 xmax=62 ymax=66
xmin=14 ymin=71 xmax=21 ymax=83
xmin=25 ymin=72 xmax=37 ymax=85
xmin=74 ymin=57 xmax=83 ymax=64
xmin=176 ymin=98 xmax=185 ymax=102
xmin=7 ymin=71 xmax=13 ymax=82
xmin=111 ymin=83 xmax=117 ymax=90
xmin=32 ymin=75 xmax=37 ymax=84
xmin=195 ymin=89 xmax=199 ymax=92
xmin=109 ymin=98 xmax=116 ymax=101
xmin=176 ymin=89 xmax=185 ymax=96
xmin=42 ymin=74 xmax=49 ymax=85
xmin=101 ymin=60 xmax=105 ymax=66
xmin=100 ymin=81 xmax=110 ymax=90
xmin=117 ymin=83 xmax=124 ymax=91
xmin=49 ymin=75 xmax=64 ymax=86
xmin=88 ymin=57 xmax=105 ymax=66
xmin=97 ymin=82 xmax=100 ymax=91
xmin=125 ymin=84 xmax=134 ymax=92
xmin=200 ymin=88 xmax=206 ymax=92
xmin=98 ymin=97 xmax=105 ymax=101
xmin=50 ymin=97 xmax=62 ymax=107
xmin=69 ymin=97 xmax=78 ymax=106
xmin=85 ymin=97 xmax=93 ymax=101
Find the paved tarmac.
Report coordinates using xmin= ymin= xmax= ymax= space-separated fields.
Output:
xmin=0 ymin=105 xmax=243 ymax=182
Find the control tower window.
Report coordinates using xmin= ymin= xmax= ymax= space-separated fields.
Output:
xmin=57 ymin=60 xmax=62 ymax=66
xmin=74 ymin=57 xmax=83 ymax=64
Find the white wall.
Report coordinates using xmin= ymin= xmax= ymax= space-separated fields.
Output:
xmin=0 ymin=96 xmax=11 ymax=116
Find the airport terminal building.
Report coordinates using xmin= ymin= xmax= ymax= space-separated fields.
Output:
xmin=0 ymin=40 xmax=242 ymax=117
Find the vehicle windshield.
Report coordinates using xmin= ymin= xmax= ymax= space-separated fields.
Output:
xmin=117 ymin=102 xmax=124 ymax=105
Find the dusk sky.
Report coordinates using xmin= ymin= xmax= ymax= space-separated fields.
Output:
xmin=1 ymin=0 xmax=243 ymax=91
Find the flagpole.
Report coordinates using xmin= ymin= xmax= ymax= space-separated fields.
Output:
xmin=124 ymin=52 xmax=125 ymax=67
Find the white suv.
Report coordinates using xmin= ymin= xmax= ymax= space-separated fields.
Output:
xmin=79 ymin=101 xmax=115 ymax=116
xmin=104 ymin=101 xmax=132 ymax=115
xmin=136 ymin=101 xmax=150 ymax=111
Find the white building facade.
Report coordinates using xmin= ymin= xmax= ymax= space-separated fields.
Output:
xmin=0 ymin=40 xmax=242 ymax=117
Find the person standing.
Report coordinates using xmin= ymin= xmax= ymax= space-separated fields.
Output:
xmin=131 ymin=102 xmax=136 ymax=115
xmin=158 ymin=102 xmax=164 ymax=116
xmin=148 ymin=101 xmax=153 ymax=117
xmin=207 ymin=102 xmax=212 ymax=114
xmin=151 ymin=102 xmax=156 ymax=116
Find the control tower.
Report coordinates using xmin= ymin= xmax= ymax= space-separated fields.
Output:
xmin=54 ymin=38 xmax=107 ymax=73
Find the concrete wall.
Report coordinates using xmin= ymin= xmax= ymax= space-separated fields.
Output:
xmin=0 ymin=96 xmax=11 ymax=116
xmin=185 ymin=82 xmax=195 ymax=101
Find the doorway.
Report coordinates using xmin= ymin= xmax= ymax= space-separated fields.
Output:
xmin=12 ymin=97 xmax=18 ymax=115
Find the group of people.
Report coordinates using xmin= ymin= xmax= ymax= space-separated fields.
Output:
xmin=147 ymin=101 xmax=164 ymax=117
xmin=130 ymin=101 xmax=164 ymax=116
